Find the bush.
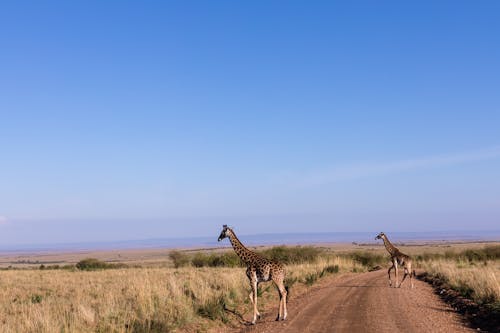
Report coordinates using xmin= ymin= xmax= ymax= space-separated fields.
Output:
xmin=31 ymin=294 xmax=43 ymax=304
xmin=259 ymin=246 xmax=323 ymax=264
xmin=483 ymin=245 xmax=500 ymax=260
xmin=39 ymin=264 xmax=70 ymax=270
xmin=304 ymin=273 xmax=319 ymax=286
xmin=284 ymin=276 xmax=298 ymax=288
xmin=190 ymin=252 xmax=242 ymax=268
xmin=323 ymin=264 xmax=339 ymax=275
xmin=415 ymin=245 xmax=500 ymax=262
xmin=463 ymin=246 xmax=500 ymax=262
xmin=209 ymin=252 xmax=242 ymax=267
xmin=197 ymin=296 xmax=228 ymax=322
xmin=171 ymin=246 xmax=323 ymax=268
xmin=350 ymin=252 xmax=386 ymax=268
xmin=169 ymin=251 xmax=190 ymax=268
xmin=76 ymin=258 xmax=126 ymax=271
xmin=190 ymin=253 xmax=208 ymax=268
xmin=169 ymin=251 xmax=241 ymax=268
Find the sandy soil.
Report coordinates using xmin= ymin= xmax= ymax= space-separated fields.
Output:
xmin=234 ymin=270 xmax=474 ymax=333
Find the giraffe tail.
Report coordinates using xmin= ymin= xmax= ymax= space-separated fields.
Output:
xmin=285 ymin=285 xmax=290 ymax=303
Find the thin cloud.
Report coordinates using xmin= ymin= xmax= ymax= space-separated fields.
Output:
xmin=0 ymin=216 xmax=8 ymax=225
xmin=292 ymin=146 xmax=500 ymax=187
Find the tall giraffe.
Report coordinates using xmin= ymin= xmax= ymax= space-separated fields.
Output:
xmin=375 ymin=232 xmax=415 ymax=288
xmin=218 ymin=225 xmax=288 ymax=324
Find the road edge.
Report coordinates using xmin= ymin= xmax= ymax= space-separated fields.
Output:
xmin=418 ymin=272 xmax=499 ymax=332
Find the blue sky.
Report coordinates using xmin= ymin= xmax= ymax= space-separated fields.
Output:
xmin=1 ymin=1 xmax=499 ymax=245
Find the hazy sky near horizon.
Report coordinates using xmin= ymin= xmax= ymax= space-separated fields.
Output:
xmin=1 ymin=1 xmax=500 ymax=245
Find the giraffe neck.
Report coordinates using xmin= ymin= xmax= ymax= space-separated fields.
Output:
xmin=382 ymin=236 xmax=398 ymax=256
xmin=227 ymin=229 xmax=256 ymax=265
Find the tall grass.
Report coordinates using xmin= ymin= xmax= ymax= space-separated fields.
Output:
xmin=2 ymin=244 xmax=496 ymax=332
xmin=347 ymin=251 xmax=386 ymax=268
xmin=416 ymin=246 xmax=500 ymax=309
xmin=419 ymin=259 xmax=500 ymax=305
xmin=0 ymin=254 xmax=362 ymax=332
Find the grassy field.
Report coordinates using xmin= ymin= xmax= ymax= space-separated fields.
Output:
xmin=0 ymin=250 xmax=364 ymax=333
xmin=420 ymin=259 xmax=499 ymax=303
xmin=417 ymin=245 xmax=500 ymax=317
xmin=0 ymin=242 xmax=498 ymax=332
xmin=416 ymin=245 xmax=500 ymax=331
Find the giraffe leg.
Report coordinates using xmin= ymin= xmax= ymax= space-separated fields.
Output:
xmin=273 ymin=280 xmax=282 ymax=321
xmin=256 ymin=283 xmax=261 ymax=318
xmin=273 ymin=276 xmax=287 ymax=321
xmin=275 ymin=289 xmax=283 ymax=321
xmin=408 ymin=262 xmax=414 ymax=289
xmin=387 ymin=264 xmax=394 ymax=287
xmin=281 ymin=282 xmax=288 ymax=320
xmin=248 ymin=291 xmax=261 ymax=319
xmin=246 ymin=268 xmax=260 ymax=322
xmin=273 ymin=272 xmax=288 ymax=320
xmin=250 ymin=278 xmax=258 ymax=324
xmin=400 ymin=268 xmax=409 ymax=287
xmin=394 ymin=261 xmax=399 ymax=288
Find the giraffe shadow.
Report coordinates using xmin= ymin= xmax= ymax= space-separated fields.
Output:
xmin=223 ymin=306 xmax=252 ymax=325
xmin=224 ymin=306 xmax=279 ymax=326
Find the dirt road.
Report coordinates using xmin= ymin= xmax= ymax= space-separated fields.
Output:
xmin=237 ymin=270 xmax=474 ymax=333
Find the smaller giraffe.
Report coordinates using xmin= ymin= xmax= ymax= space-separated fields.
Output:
xmin=375 ymin=232 xmax=415 ymax=288
xmin=218 ymin=225 xmax=288 ymax=324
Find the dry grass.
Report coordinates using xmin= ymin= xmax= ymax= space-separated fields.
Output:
xmin=1 ymin=243 xmax=498 ymax=332
xmin=419 ymin=259 xmax=500 ymax=304
xmin=0 ymin=256 xmax=362 ymax=333
xmin=416 ymin=245 xmax=500 ymax=306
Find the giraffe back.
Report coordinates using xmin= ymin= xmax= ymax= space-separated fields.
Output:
xmin=247 ymin=253 xmax=285 ymax=282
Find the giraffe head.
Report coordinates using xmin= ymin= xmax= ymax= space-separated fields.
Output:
xmin=218 ymin=224 xmax=230 ymax=242
xmin=375 ymin=232 xmax=386 ymax=240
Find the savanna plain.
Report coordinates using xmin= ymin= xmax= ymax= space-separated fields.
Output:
xmin=0 ymin=241 xmax=498 ymax=332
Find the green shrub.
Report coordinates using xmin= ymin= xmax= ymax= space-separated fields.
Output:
xmin=75 ymin=258 xmax=126 ymax=271
xmin=39 ymin=264 xmax=65 ymax=270
xmin=463 ymin=246 xmax=500 ymax=261
xmin=350 ymin=252 xmax=385 ymax=267
xmin=169 ymin=251 xmax=190 ymax=268
xmin=173 ymin=246 xmax=323 ymax=268
xmin=197 ymin=296 xmax=228 ymax=322
xmin=483 ymin=245 xmax=500 ymax=260
xmin=259 ymin=246 xmax=323 ymax=264
xmin=304 ymin=273 xmax=319 ymax=286
xmin=189 ymin=252 xmax=242 ymax=268
xmin=31 ymin=294 xmax=43 ymax=304
xmin=284 ymin=276 xmax=298 ymax=288
xmin=209 ymin=252 xmax=242 ymax=267
xmin=322 ymin=264 xmax=339 ymax=275
xmin=416 ymin=245 xmax=500 ymax=262
xmin=191 ymin=253 xmax=209 ymax=268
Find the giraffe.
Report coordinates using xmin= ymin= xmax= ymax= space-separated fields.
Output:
xmin=375 ymin=232 xmax=416 ymax=288
xmin=218 ymin=225 xmax=288 ymax=324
